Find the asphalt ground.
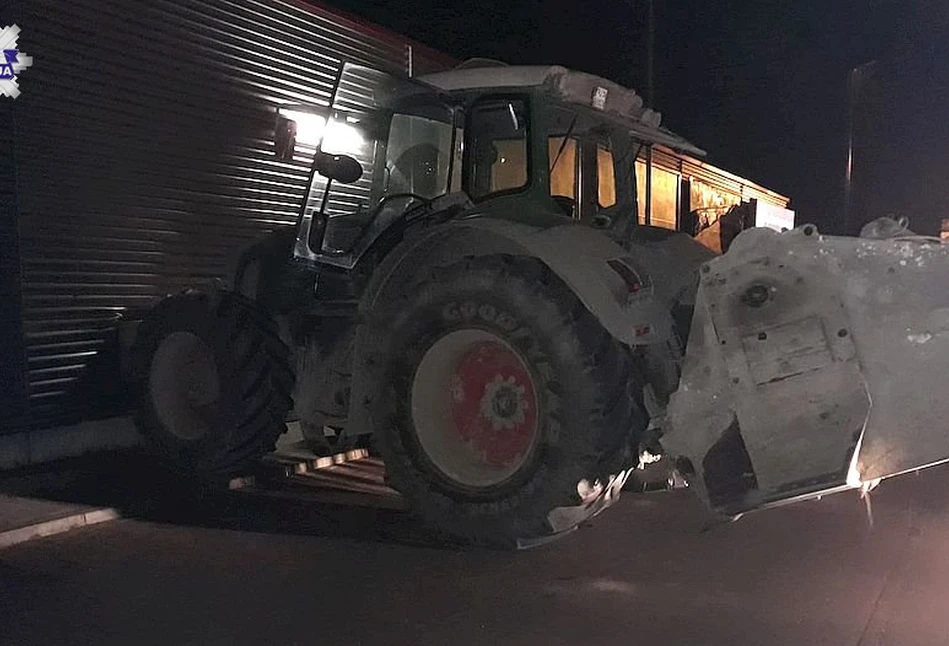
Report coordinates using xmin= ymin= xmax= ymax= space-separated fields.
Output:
xmin=2 ymin=454 xmax=948 ymax=645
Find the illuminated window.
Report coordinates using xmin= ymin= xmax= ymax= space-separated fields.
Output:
xmin=651 ymin=166 xmax=678 ymax=230
xmin=689 ymin=180 xmax=742 ymax=235
xmin=466 ymin=99 xmax=529 ymax=199
xmin=635 ymin=159 xmax=647 ymax=224
xmin=548 ymin=136 xmax=577 ymax=200
xmin=634 ymin=158 xmax=678 ymax=230
xmin=597 ymin=145 xmax=616 ymax=208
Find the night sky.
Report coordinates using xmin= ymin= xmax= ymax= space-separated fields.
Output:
xmin=330 ymin=0 xmax=949 ymax=234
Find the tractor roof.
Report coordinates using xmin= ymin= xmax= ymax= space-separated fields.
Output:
xmin=418 ymin=65 xmax=705 ymax=157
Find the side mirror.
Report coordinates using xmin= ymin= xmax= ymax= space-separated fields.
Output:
xmin=314 ymin=151 xmax=363 ymax=184
xmin=274 ymin=115 xmax=297 ymax=162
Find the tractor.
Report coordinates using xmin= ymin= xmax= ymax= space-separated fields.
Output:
xmin=131 ymin=61 xmax=949 ymax=547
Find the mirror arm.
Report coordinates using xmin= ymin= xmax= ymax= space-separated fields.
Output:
xmin=307 ymin=177 xmax=333 ymax=254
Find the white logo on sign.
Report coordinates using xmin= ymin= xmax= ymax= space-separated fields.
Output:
xmin=0 ymin=25 xmax=33 ymax=99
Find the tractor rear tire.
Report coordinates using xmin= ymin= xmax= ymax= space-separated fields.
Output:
xmin=133 ymin=290 xmax=295 ymax=482
xmin=366 ymin=255 xmax=646 ymax=547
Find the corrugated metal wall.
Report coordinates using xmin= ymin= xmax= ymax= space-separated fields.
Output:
xmin=10 ymin=0 xmax=452 ymax=430
xmin=0 ymin=2 xmax=28 ymax=431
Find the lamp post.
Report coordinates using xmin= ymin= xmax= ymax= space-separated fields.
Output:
xmin=646 ymin=0 xmax=655 ymax=107
xmin=844 ymin=60 xmax=877 ymax=235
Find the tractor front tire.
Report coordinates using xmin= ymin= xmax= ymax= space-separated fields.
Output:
xmin=367 ymin=255 xmax=645 ymax=547
xmin=133 ymin=290 xmax=295 ymax=482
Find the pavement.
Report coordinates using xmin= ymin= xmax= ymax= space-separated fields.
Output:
xmin=2 ymin=456 xmax=949 ymax=645
xmin=0 ymin=495 xmax=117 ymax=550
xmin=0 ymin=459 xmax=122 ymax=550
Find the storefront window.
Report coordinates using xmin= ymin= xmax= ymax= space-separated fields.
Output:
xmin=689 ymin=180 xmax=742 ymax=236
xmin=635 ymin=158 xmax=678 ymax=230
xmin=651 ymin=166 xmax=678 ymax=230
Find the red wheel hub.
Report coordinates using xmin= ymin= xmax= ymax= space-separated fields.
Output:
xmin=449 ymin=340 xmax=539 ymax=467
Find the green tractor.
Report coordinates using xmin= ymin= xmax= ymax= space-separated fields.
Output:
xmin=131 ymin=62 xmax=949 ymax=546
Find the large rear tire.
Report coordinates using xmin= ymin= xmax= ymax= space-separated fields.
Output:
xmin=133 ymin=290 xmax=295 ymax=481
xmin=367 ymin=255 xmax=646 ymax=546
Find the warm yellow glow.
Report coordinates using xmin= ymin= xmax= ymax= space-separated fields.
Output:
xmin=636 ymin=161 xmax=678 ymax=230
xmin=636 ymin=160 xmax=647 ymax=224
xmin=548 ymin=137 xmax=577 ymax=199
xmin=690 ymin=180 xmax=742 ymax=233
xmin=651 ymin=166 xmax=678 ymax=230
xmin=597 ymin=145 xmax=616 ymax=208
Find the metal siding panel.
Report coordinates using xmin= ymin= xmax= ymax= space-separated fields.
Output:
xmin=0 ymin=101 xmax=28 ymax=432
xmin=14 ymin=0 xmax=450 ymax=426
xmin=0 ymin=2 xmax=29 ymax=433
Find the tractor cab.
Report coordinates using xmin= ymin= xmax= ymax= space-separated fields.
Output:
xmin=274 ymin=63 xmax=707 ymax=272
xmin=419 ymin=64 xmax=704 ymax=235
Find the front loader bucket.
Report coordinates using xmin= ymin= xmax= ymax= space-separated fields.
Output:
xmin=662 ymin=224 xmax=949 ymax=516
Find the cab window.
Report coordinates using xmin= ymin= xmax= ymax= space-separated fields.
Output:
xmin=385 ymin=113 xmax=454 ymax=199
xmin=548 ymin=107 xmax=580 ymax=218
xmin=466 ymin=99 xmax=529 ymax=200
xmin=597 ymin=144 xmax=617 ymax=208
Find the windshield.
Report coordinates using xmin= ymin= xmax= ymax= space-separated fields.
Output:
xmin=385 ymin=113 xmax=454 ymax=199
xmin=295 ymin=63 xmax=456 ymax=256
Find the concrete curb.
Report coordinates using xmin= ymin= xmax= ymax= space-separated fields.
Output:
xmin=0 ymin=508 xmax=121 ymax=550
xmin=0 ymin=416 xmax=141 ymax=471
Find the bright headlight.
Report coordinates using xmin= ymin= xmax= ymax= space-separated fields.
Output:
xmin=278 ymin=109 xmax=326 ymax=146
xmin=322 ymin=121 xmax=365 ymax=153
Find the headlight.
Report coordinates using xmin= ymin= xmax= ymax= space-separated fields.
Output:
xmin=279 ymin=109 xmax=327 ymax=146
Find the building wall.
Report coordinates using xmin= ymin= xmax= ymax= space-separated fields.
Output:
xmin=6 ymin=0 xmax=453 ymax=434
xmin=636 ymin=144 xmax=790 ymax=232
xmin=0 ymin=2 xmax=28 ymax=432
xmin=1 ymin=0 xmax=790 ymax=462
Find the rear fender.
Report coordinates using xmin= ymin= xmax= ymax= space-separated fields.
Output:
xmin=343 ymin=219 xmax=674 ymax=439
xmin=383 ymin=219 xmax=676 ymax=345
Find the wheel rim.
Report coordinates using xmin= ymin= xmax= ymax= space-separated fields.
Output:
xmin=149 ymin=331 xmax=221 ymax=441
xmin=411 ymin=329 xmax=540 ymax=488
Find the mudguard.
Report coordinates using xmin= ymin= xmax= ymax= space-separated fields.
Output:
xmin=465 ymin=219 xmax=679 ymax=345
xmin=345 ymin=218 xmax=704 ymax=440
xmin=663 ymin=224 xmax=949 ymax=515
xmin=366 ymin=218 xmax=684 ymax=344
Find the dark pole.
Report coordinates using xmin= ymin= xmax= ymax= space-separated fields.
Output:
xmin=844 ymin=61 xmax=876 ymax=236
xmin=646 ymin=0 xmax=655 ymax=106
xmin=843 ymin=67 xmax=855 ymax=236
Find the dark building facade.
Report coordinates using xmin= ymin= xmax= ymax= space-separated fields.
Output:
xmin=0 ymin=0 xmax=788 ymax=466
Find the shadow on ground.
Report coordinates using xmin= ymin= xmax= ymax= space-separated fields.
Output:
xmin=0 ymin=452 xmax=462 ymax=550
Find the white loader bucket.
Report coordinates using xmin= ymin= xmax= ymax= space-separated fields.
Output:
xmin=663 ymin=223 xmax=949 ymax=515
